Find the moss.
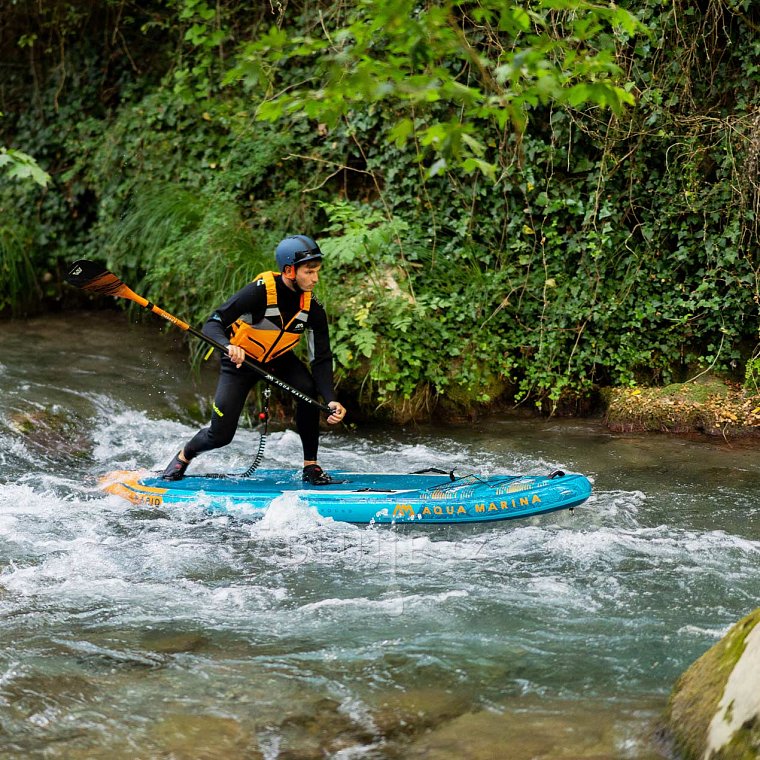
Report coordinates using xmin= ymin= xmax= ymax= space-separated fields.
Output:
xmin=666 ymin=608 xmax=760 ymax=760
xmin=713 ymin=715 xmax=760 ymax=760
xmin=438 ymin=370 xmax=510 ymax=421
xmin=603 ymin=376 xmax=760 ymax=437
xmin=659 ymin=378 xmax=731 ymax=403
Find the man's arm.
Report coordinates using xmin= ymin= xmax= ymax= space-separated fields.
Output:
xmin=201 ymin=282 xmax=266 ymax=367
xmin=307 ymin=300 xmax=337 ymax=404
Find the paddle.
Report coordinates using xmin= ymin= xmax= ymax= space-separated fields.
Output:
xmin=65 ymin=259 xmax=333 ymax=414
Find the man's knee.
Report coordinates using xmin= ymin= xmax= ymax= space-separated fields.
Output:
xmin=207 ymin=426 xmax=236 ymax=448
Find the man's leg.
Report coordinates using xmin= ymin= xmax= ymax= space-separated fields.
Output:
xmin=269 ymin=353 xmax=320 ymax=461
xmin=185 ymin=362 xmax=258 ymax=456
xmin=268 ymin=353 xmax=332 ymax=484
xmin=162 ymin=362 xmax=256 ymax=480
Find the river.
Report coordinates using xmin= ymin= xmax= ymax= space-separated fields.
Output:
xmin=2 ymin=312 xmax=759 ymax=759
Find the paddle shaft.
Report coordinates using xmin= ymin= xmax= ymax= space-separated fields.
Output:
xmin=147 ymin=301 xmax=332 ymax=414
xmin=66 ymin=260 xmax=333 ymax=414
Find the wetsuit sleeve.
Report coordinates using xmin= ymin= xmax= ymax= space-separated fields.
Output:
xmin=307 ymin=300 xmax=336 ymax=403
xmin=201 ymin=282 xmax=266 ymax=345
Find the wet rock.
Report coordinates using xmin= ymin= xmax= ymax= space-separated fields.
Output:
xmin=52 ymin=636 xmax=167 ymax=672
xmin=148 ymin=713 xmax=259 ymax=759
xmin=139 ymin=629 xmax=211 ymax=654
xmin=404 ymin=699 xmax=664 ymax=759
xmin=275 ymin=696 xmax=377 ymax=758
xmin=666 ymin=607 xmax=760 ymax=759
xmin=7 ymin=405 xmax=93 ymax=459
xmin=371 ymin=686 xmax=471 ymax=740
xmin=72 ymin=649 xmax=165 ymax=672
xmin=0 ymin=672 xmax=97 ymax=719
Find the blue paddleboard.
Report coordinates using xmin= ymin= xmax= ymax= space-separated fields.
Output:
xmin=102 ymin=468 xmax=593 ymax=525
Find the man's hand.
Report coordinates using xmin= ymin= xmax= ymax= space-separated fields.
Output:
xmin=327 ymin=401 xmax=346 ymax=425
xmin=226 ymin=344 xmax=246 ymax=368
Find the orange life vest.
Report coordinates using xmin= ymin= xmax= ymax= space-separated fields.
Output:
xmin=228 ymin=271 xmax=311 ymax=363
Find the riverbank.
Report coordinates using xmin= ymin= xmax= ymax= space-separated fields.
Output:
xmin=602 ymin=377 xmax=760 ymax=440
xmin=5 ymin=311 xmax=760 ymax=440
xmin=351 ymin=372 xmax=760 ymax=441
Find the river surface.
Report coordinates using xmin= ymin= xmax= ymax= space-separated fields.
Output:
xmin=1 ymin=312 xmax=759 ymax=759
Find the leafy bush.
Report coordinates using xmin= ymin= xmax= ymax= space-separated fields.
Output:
xmin=0 ymin=220 xmax=39 ymax=314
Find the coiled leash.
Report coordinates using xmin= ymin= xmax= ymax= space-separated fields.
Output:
xmin=205 ymin=386 xmax=270 ymax=479
xmin=240 ymin=385 xmax=271 ymax=478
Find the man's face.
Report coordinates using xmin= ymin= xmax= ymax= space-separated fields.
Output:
xmin=291 ymin=261 xmax=322 ymax=291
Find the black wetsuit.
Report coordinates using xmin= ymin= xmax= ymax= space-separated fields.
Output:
xmin=182 ymin=276 xmax=335 ymax=462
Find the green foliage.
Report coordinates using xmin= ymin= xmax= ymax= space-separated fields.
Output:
xmin=108 ymin=180 xmax=273 ymax=363
xmin=318 ymin=200 xmax=517 ymax=413
xmin=0 ymin=147 xmax=50 ymax=187
xmin=227 ymin=0 xmax=640 ymax=179
xmin=78 ymin=93 xmax=313 ymax=357
xmin=171 ymin=0 xmax=233 ymax=103
xmin=0 ymin=221 xmax=39 ymax=314
xmin=745 ymin=353 xmax=760 ymax=395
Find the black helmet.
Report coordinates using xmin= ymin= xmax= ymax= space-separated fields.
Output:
xmin=275 ymin=235 xmax=322 ymax=271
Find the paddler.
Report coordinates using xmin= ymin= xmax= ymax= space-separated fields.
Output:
xmin=161 ymin=235 xmax=346 ymax=484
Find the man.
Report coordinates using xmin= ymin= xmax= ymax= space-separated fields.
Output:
xmin=161 ymin=235 xmax=346 ymax=484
